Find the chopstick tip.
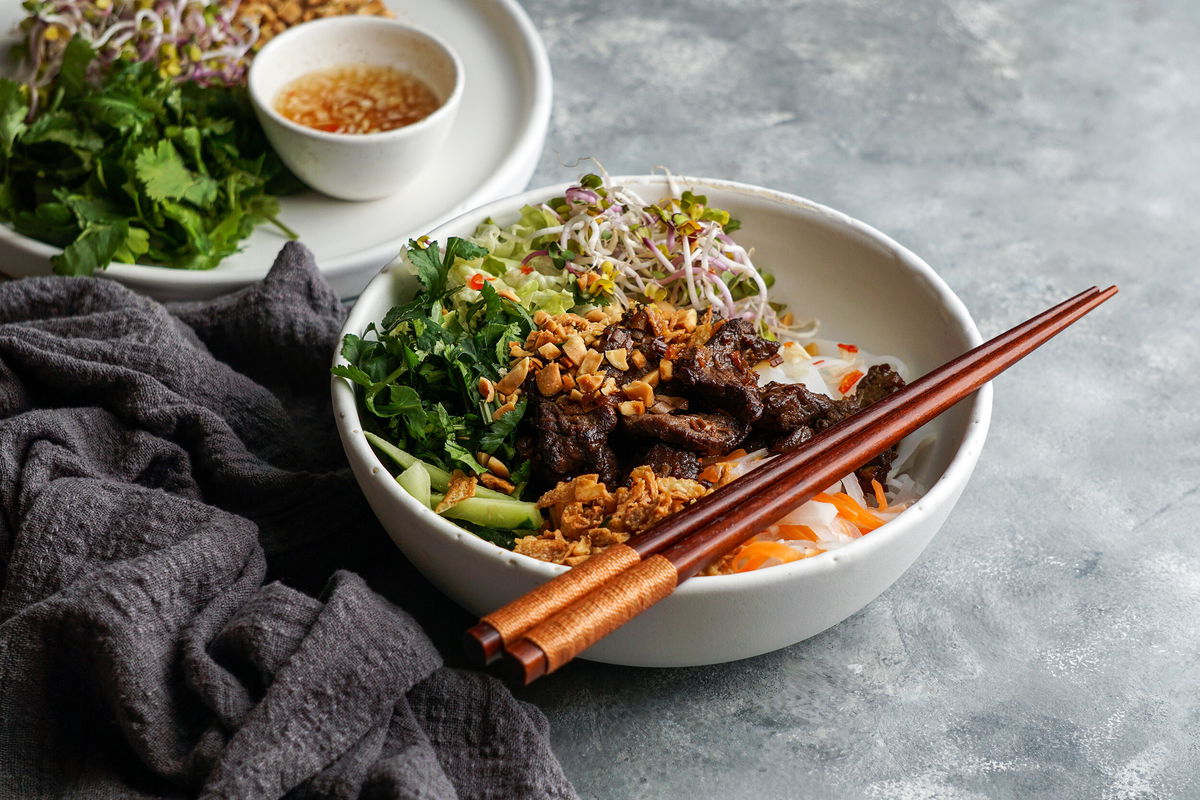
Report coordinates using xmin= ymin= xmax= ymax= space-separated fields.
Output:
xmin=497 ymin=640 xmax=549 ymax=687
xmin=463 ymin=621 xmax=504 ymax=667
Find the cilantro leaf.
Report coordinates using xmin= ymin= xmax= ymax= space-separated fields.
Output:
xmin=50 ymin=221 xmax=128 ymax=276
xmin=445 ymin=439 xmax=486 ymax=475
xmin=407 ymin=238 xmax=445 ymax=293
xmin=23 ymin=111 xmax=105 ymax=151
xmin=331 ymin=363 xmax=375 ymax=389
xmin=443 ymin=237 xmax=488 ymax=265
xmin=135 ymin=141 xmax=219 ymax=205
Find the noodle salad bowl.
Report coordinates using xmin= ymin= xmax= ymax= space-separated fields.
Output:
xmin=332 ymin=175 xmax=991 ymax=667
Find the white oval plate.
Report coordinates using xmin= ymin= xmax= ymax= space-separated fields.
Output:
xmin=0 ymin=0 xmax=551 ymax=300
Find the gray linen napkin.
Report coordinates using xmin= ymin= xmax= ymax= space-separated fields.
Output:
xmin=0 ymin=243 xmax=577 ymax=800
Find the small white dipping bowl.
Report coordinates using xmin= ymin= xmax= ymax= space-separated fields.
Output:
xmin=332 ymin=176 xmax=992 ymax=667
xmin=248 ymin=17 xmax=463 ymax=201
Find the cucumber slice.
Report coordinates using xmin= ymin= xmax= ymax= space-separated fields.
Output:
xmin=431 ymin=493 xmax=543 ymax=530
xmin=397 ymin=462 xmax=432 ymax=508
xmin=363 ymin=431 xmax=511 ymax=500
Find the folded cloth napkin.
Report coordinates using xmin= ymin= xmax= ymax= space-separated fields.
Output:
xmin=0 ymin=243 xmax=578 ymax=800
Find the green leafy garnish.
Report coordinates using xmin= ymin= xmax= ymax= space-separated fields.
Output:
xmin=333 ymin=237 xmax=536 ymax=477
xmin=0 ymin=36 xmax=298 ymax=275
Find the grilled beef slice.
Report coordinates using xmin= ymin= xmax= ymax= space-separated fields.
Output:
xmin=768 ymin=424 xmax=815 ymax=454
xmin=847 ymin=363 xmax=906 ymax=408
xmin=640 ymin=443 xmax=701 ymax=480
xmin=672 ymin=318 xmax=778 ymax=422
xmin=755 ymin=381 xmax=835 ymax=433
xmin=532 ymin=396 xmax=620 ymax=487
xmin=621 ymin=411 xmax=749 ymax=456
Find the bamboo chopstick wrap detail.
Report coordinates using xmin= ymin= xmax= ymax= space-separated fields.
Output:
xmin=523 ymin=555 xmax=678 ymax=672
xmin=481 ymin=543 xmax=642 ymax=644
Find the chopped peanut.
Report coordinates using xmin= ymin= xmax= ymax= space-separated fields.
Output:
xmin=568 ymin=388 xmax=584 ymax=402
xmin=642 ymin=368 xmax=661 ymax=388
xmin=536 ymin=362 xmax=564 ymax=396
xmin=492 ymin=401 xmax=517 ymax=420
xmin=561 ymin=372 xmax=576 ymax=390
xmin=236 ymin=0 xmax=393 ymax=48
xmin=618 ymin=400 xmax=646 ymax=416
xmin=562 ymin=334 xmax=587 ymax=364
xmin=477 ymin=377 xmax=495 ymax=403
xmin=538 ymin=342 xmax=562 ymax=360
xmin=630 ymin=350 xmax=647 ymax=369
xmin=533 ymin=309 xmax=552 ymax=327
xmin=659 ymin=359 xmax=674 ymax=380
xmin=605 ymin=348 xmax=629 ymax=371
xmin=679 ymin=308 xmax=698 ymax=331
xmin=585 ymin=309 xmax=609 ymax=322
xmin=576 ymin=373 xmax=604 ymax=394
xmin=486 ymin=455 xmax=510 ymax=479
xmin=496 ymin=357 xmax=530 ymax=394
xmin=578 ymin=349 xmax=604 ymax=375
xmin=622 ymin=380 xmax=654 ymax=406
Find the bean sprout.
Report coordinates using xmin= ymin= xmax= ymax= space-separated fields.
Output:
xmin=529 ymin=173 xmax=813 ymax=339
xmin=18 ymin=0 xmax=258 ymax=99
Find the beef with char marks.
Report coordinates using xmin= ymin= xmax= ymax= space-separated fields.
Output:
xmin=756 ymin=381 xmax=834 ymax=433
xmin=640 ymin=443 xmax=701 ymax=481
xmin=672 ymin=318 xmax=778 ymax=423
xmin=531 ymin=396 xmax=620 ymax=487
xmin=768 ymin=424 xmax=815 ymax=454
xmin=621 ymin=410 xmax=749 ymax=456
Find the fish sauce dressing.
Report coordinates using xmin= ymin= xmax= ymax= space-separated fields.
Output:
xmin=274 ymin=64 xmax=441 ymax=134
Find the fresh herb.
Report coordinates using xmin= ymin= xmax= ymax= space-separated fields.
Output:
xmin=0 ymin=36 xmax=297 ymax=276
xmin=334 ymin=237 xmax=536 ymax=480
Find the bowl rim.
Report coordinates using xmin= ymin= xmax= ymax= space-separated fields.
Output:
xmin=332 ymin=174 xmax=993 ymax=597
xmin=247 ymin=15 xmax=465 ymax=144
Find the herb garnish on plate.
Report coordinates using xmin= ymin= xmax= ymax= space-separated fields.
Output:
xmin=0 ymin=36 xmax=297 ymax=275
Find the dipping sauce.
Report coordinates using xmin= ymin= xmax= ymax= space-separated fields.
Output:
xmin=274 ymin=64 xmax=441 ymax=135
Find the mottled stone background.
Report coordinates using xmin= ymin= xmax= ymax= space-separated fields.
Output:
xmin=515 ymin=1 xmax=1200 ymax=797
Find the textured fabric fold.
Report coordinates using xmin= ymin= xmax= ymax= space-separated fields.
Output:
xmin=0 ymin=244 xmax=577 ymax=800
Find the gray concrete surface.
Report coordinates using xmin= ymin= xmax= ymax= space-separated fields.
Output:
xmin=515 ymin=1 xmax=1200 ymax=797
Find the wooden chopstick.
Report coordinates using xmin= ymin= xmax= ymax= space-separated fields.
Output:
xmin=464 ymin=286 xmax=1114 ymax=668
xmin=497 ymin=285 xmax=1117 ymax=683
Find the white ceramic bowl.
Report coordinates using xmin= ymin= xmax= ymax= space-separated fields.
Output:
xmin=249 ymin=17 xmax=463 ymax=201
xmin=332 ymin=176 xmax=992 ymax=667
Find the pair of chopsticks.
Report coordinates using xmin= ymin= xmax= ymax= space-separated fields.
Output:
xmin=465 ymin=286 xmax=1118 ymax=685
